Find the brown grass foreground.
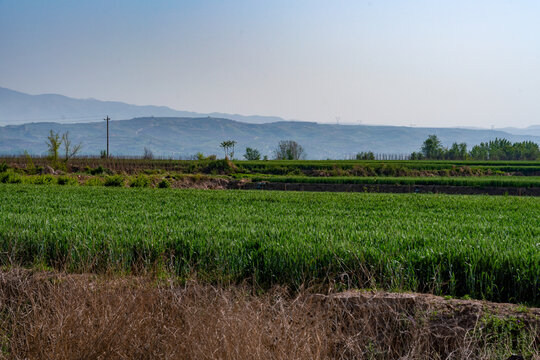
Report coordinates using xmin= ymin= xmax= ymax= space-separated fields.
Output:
xmin=0 ymin=269 xmax=538 ymax=360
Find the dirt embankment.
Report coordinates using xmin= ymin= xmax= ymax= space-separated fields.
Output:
xmin=146 ymin=176 xmax=540 ymax=196
xmin=170 ymin=176 xmax=232 ymax=190
xmin=0 ymin=269 xmax=538 ymax=359
xmin=143 ymin=175 xmax=540 ymax=196
xmin=168 ymin=177 xmax=540 ymax=196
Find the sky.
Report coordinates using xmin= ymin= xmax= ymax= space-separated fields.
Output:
xmin=1 ymin=0 xmax=539 ymax=128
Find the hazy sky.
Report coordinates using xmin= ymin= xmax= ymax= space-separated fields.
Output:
xmin=1 ymin=0 xmax=539 ymax=127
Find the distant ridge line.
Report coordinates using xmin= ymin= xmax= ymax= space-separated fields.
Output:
xmin=1 ymin=116 xmax=539 ymax=159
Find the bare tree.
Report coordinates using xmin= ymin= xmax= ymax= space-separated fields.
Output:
xmin=220 ymin=140 xmax=237 ymax=159
xmin=62 ymin=131 xmax=82 ymax=163
xmin=273 ymin=140 xmax=305 ymax=160
xmin=229 ymin=140 xmax=236 ymax=159
xmin=143 ymin=147 xmax=154 ymax=160
xmin=46 ymin=130 xmax=82 ymax=168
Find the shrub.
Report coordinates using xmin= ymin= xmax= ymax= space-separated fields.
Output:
xmin=57 ymin=176 xmax=78 ymax=186
xmin=104 ymin=175 xmax=125 ymax=187
xmin=33 ymin=175 xmax=56 ymax=185
xmin=88 ymin=166 xmax=105 ymax=175
xmin=0 ymin=162 xmax=8 ymax=173
xmin=200 ymin=159 xmax=238 ymax=175
xmin=24 ymin=152 xmax=40 ymax=174
xmin=129 ymin=174 xmax=151 ymax=188
xmin=157 ymin=179 xmax=171 ymax=188
xmin=84 ymin=177 xmax=105 ymax=186
xmin=287 ymin=169 xmax=303 ymax=176
xmin=0 ymin=171 xmax=22 ymax=184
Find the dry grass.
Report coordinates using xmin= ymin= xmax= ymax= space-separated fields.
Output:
xmin=0 ymin=269 xmax=538 ymax=360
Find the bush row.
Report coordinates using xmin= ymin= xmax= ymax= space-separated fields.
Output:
xmin=0 ymin=170 xmax=171 ymax=188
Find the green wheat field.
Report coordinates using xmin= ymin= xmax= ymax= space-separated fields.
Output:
xmin=1 ymin=184 xmax=538 ymax=305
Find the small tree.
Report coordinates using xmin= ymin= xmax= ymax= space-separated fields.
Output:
xmin=62 ymin=131 xmax=82 ymax=164
xmin=469 ymin=144 xmax=489 ymax=160
xmin=243 ymin=147 xmax=261 ymax=160
xmin=46 ymin=130 xmax=62 ymax=168
xmin=513 ymin=141 xmax=540 ymax=160
xmin=24 ymin=151 xmax=38 ymax=174
xmin=220 ymin=141 xmax=229 ymax=158
xmin=220 ymin=140 xmax=237 ymax=159
xmin=230 ymin=140 xmax=236 ymax=159
xmin=273 ymin=140 xmax=305 ymax=160
xmin=46 ymin=130 xmax=82 ymax=168
xmin=410 ymin=151 xmax=424 ymax=160
xmin=356 ymin=151 xmax=375 ymax=160
xmin=421 ymin=135 xmax=444 ymax=159
xmin=446 ymin=142 xmax=467 ymax=160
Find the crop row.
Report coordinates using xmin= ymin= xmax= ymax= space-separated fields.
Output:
xmin=250 ymin=175 xmax=540 ymax=188
xmin=3 ymin=169 xmax=540 ymax=189
xmin=0 ymin=184 xmax=538 ymax=305
xmin=3 ymin=156 xmax=540 ymax=176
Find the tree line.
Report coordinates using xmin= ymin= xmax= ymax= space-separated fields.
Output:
xmin=45 ymin=127 xmax=539 ymax=163
xmin=410 ymin=135 xmax=540 ymax=160
xmin=223 ymin=140 xmax=306 ymax=161
xmin=45 ymin=127 xmax=308 ymax=164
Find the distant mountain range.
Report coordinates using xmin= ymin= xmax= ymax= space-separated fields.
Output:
xmin=0 ymin=87 xmax=288 ymax=125
xmin=1 ymin=86 xmax=539 ymax=158
xmin=498 ymin=126 xmax=540 ymax=137
xmin=2 ymin=117 xmax=540 ymax=159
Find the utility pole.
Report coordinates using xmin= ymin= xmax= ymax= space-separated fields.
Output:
xmin=104 ymin=115 xmax=110 ymax=158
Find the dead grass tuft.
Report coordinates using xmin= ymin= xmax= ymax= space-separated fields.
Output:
xmin=0 ymin=269 xmax=538 ymax=359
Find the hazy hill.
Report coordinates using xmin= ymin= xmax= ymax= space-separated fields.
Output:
xmin=498 ymin=125 xmax=540 ymax=137
xmin=0 ymin=87 xmax=287 ymax=125
xmin=1 ymin=117 xmax=540 ymax=159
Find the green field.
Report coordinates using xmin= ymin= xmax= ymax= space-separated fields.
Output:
xmin=238 ymin=159 xmax=540 ymax=174
xmin=250 ymin=175 xmax=540 ymax=188
xmin=1 ymin=184 xmax=539 ymax=305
